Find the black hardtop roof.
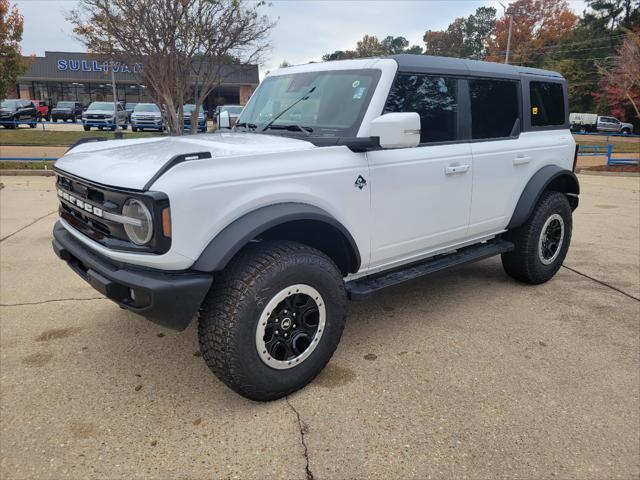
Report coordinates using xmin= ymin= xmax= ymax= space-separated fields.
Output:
xmin=388 ymin=54 xmax=564 ymax=81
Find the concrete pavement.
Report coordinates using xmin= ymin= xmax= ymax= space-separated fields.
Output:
xmin=1 ymin=174 xmax=638 ymax=479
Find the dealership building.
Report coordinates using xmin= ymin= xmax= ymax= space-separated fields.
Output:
xmin=10 ymin=51 xmax=259 ymax=110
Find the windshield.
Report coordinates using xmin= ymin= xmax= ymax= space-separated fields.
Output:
xmin=1 ymin=100 xmax=19 ymax=109
xmin=134 ymin=104 xmax=160 ymax=113
xmin=56 ymin=102 xmax=75 ymax=108
xmin=126 ymin=103 xmax=137 ymax=110
xmin=87 ymin=102 xmax=114 ymax=111
xmin=237 ymin=69 xmax=380 ymax=136
xmin=221 ymin=106 xmax=243 ymax=114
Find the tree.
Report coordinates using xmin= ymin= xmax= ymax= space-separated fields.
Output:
xmin=423 ymin=6 xmax=496 ymax=59
xmin=69 ymin=0 xmax=275 ymax=134
xmin=321 ymin=34 xmax=422 ymax=61
xmin=595 ymin=29 xmax=640 ymax=122
xmin=486 ymin=0 xmax=578 ymax=65
xmin=0 ymin=0 xmax=26 ymax=100
xmin=582 ymin=0 xmax=640 ymax=31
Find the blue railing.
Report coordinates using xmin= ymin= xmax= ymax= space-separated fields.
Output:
xmin=577 ymin=144 xmax=639 ymax=166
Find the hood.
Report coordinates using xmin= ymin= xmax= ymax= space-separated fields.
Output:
xmin=54 ymin=132 xmax=316 ymax=190
xmin=84 ymin=109 xmax=115 ymax=116
xmin=132 ymin=111 xmax=162 ymax=117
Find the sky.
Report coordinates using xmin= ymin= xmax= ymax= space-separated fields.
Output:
xmin=14 ymin=0 xmax=589 ymax=77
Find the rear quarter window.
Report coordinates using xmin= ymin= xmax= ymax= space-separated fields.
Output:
xmin=530 ymin=81 xmax=565 ymax=127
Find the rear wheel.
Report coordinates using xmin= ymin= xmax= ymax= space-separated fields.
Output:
xmin=198 ymin=241 xmax=347 ymax=401
xmin=502 ymin=191 xmax=572 ymax=284
xmin=131 ymin=126 xmax=138 ymax=132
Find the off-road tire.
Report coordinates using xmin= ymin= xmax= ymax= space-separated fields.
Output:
xmin=198 ymin=240 xmax=347 ymax=401
xmin=502 ymin=191 xmax=572 ymax=284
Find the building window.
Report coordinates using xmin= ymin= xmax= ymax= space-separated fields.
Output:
xmin=530 ymin=81 xmax=565 ymax=127
xmin=469 ymin=78 xmax=519 ymax=139
xmin=384 ymin=74 xmax=458 ymax=143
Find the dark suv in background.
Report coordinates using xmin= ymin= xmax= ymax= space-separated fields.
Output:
xmin=0 ymin=99 xmax=38 ymax=128
xmin=51 ymin=101 xmax=84 ymax=122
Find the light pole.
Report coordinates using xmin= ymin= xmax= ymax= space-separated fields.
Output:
xmin=110 ymin=60 xmax=122 ymax=138
xmin=499 ymin=1 xmax=514 ymax=64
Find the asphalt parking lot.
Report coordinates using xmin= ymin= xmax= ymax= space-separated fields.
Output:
xmin=1 ymin=174 xmax=638 ymax=479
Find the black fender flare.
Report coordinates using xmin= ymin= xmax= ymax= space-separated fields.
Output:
xmin=507 ymin=165 xmax=580 ymax=229
xmin=192 ymin=203 xmax=361 ymax=273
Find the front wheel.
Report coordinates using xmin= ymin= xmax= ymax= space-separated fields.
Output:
xmin=83 ymin=125 xmax=90 ymax=131
xmin=198 ymin=241 xmax=347 ymax=401
xmin=621 ymin=128 xmax=631 ymax=135
xmin=502 ymin=191 xmax=572 ymax=284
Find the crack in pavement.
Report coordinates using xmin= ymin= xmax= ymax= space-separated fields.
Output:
xmin=0 ymin=210 xmax=57 ymax=243
xmin=286 ymin=396 xmax=314 ymax=480
xmin=562 ymin=265 xmax=640 ymax=302
xmin=0 ymin=297 xmax=105 ymax=307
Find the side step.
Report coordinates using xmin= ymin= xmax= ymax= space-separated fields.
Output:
xmin=346 ymin=238 xmax=514 ymax=299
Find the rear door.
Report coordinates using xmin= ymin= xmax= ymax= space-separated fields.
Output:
xmin=467 ymin=78 xmax=524 ymax=237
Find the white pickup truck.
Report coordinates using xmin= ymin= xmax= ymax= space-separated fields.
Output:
xmin=52 ymin=55 xmax=579 ymax=401
xmin=570 ymin=112 xmax=634 ymax=134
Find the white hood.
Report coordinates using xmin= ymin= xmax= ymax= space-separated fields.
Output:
xmin=54 ymin=132 xmax=315 ymax=190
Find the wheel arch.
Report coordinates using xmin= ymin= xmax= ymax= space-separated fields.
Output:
xmin=191 ymin=203 xmax=361 ymax=275
xmin=507 ymin=165 xmax=579 ymax=229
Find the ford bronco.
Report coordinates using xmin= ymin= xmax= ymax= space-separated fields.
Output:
xmin=52 ymin=55 xmax=579 ymax=401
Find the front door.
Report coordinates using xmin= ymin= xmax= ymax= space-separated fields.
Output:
xmin=367 ymin=73 xmax=472 ymax=269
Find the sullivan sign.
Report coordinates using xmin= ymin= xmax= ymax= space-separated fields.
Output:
xmin=57 ymin=59 xmax=144 ymax=74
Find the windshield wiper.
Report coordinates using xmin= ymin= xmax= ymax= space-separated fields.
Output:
xmin=260 ymin=86 xmax=316 ymax=132
xmin=233 ymin=121 xmax=258 ymax=131
xmin=262 ymin=124 xmax=314 ymax=135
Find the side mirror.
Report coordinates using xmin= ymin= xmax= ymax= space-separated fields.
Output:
xmin=219 ymin=110 xmax=231 ymax=129
xmin=368 ymin=112 xmax=420 ymax=149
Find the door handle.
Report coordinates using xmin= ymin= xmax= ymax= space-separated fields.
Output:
xmin=444 ymin=164 xmax=470 ymax=175
xmin=513 ymin=155 xmax=531 ymax=165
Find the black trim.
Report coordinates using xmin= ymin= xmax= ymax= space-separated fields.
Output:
xmin=507 ymin=165 xmax=580 ymax=229
xmin=192 ymin=203 xmax=361 ymax=273
xmin=142 ymin=151 xmax=212 ymax=191
xmin=52 ymin=221 xmax=212 ymax=331
xmin=66 ymin=136 xmax=108 ymax=153
xmin=347 ymin=238 xmax=514 ymax=299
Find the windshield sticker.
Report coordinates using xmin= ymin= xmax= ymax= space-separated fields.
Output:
xmin=352 ymin=80 xmax=360 ymax=88
xmin=353 ymin=87 xmax=366 ymax=99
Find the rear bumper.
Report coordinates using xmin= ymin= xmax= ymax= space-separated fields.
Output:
xmin=52 ymin=221 xmax=212 ymax=330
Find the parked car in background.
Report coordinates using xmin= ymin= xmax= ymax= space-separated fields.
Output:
xmin=125 ymin=103 xmax=138 ymax=121
xmin=81 ymin=101 xmax=128 ymax=131
xmin=0 ymin=99 xmax=38 ymax=128
xmin=51 ymin=101 xmax=84 ymax=123
xmin=131 ymin=103 xmax=164 ymax=132
xmin=183 ymin=104 xmax=207 ymax=133
xmin=215 ymin=105 xmax=243 ymax=128
xmin=31 ymin=100 xmax=50 ymax=121
xmin=569 ymin=113 xmax=633 ymax=134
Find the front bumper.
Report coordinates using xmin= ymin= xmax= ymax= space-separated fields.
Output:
xmin=52 ymin=221 xmax=212 ymax=330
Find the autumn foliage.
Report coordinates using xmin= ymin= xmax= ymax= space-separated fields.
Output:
xmin=0 ymin=0 xmax=26 ymax=99
xmin=486 ymin=0 xmax=578 ymax=64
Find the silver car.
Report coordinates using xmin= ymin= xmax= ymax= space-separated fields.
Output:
xmin=82 ymin=101 xmax=129 ymax=131
xmin=131 ymin=103 xmax=164 ymax=132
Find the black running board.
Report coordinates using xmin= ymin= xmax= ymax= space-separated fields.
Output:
xmin=346 ymin=239 xmax=514 ymax=299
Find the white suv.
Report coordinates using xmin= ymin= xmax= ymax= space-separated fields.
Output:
xmin=52 ymin=55 xmax=579 ymax=401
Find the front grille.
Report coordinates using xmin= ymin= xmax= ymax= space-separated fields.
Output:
xmin=56 ymin=172 xmax=171 ymax=254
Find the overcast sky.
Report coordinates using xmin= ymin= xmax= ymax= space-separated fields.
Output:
xmin=15 ymin=0 xmax=588 ymax=77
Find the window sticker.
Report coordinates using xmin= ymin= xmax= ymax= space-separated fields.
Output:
xmin=352 ymin=80 xmax=360 ymax=88
xmin=532 ymin=106 xmax=539 ymax=115
xmin=353 ymin=87 xmax=366 ymax=99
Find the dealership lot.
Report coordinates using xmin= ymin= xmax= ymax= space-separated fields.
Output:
xmin=0 ymin=174 xmax=638 ymax=479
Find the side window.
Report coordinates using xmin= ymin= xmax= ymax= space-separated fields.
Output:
xmin=469 ymin=78 xmax=519 ymax=139
xmin=384 ymin=73 xmax=458 ymax=143
xmin=530 ymin=81 xmax=565 ymax=127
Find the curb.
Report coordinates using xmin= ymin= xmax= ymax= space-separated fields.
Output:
xmin=0 ymin=170 xmax=55 ymax=177
xmin=577 ymin=170 xmax=639 ymax=178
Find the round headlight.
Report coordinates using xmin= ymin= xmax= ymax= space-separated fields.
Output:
xmin=122 ymin=198 xmax=153 ymax=245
